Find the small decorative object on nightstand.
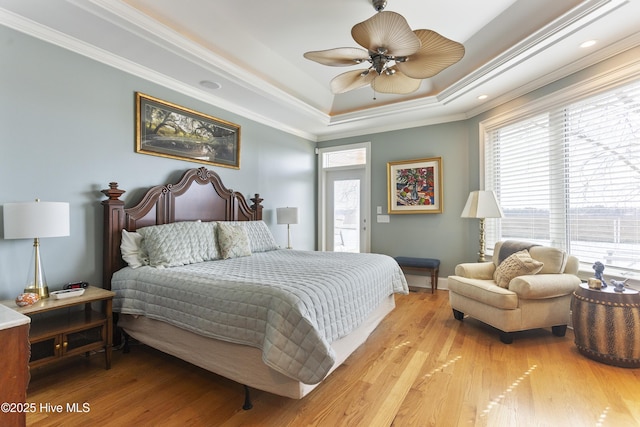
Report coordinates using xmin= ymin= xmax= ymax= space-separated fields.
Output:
xmin=1 ymin=285 xmax=115 ymax=370
xmin=592 ymin=261 xmax=607 ymax=288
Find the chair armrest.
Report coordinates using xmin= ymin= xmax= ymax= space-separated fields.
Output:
xmin=454 ymin=262 xmax=495 ymax=280
xmin=509 ymin=274 xmax=581 ymax=299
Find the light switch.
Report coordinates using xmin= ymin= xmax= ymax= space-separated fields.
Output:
xmin=376 ymin=206 xmax=382 ymax=214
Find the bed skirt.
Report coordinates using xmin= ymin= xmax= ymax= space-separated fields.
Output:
xmin=117 ymin=294 xmax=395 ymax=399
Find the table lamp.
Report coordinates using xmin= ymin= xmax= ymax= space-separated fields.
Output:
xmin=276 ymin=207 xmax=298 ymax=249
xmin=3 ymin=199 xmax=70 ymax=298
xmin=461 ymin=191 xmax=503 ymax=262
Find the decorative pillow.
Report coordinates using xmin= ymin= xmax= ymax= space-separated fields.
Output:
xmin=216 ymin=222 xmax=252 ymax=259
xmin=493 ymin=249 xmax=544 ymax=288
xmin=219 ymin=220 xmax=278 ymax=252
xmin=137 ymin=221 xmax=218 ymax=267
xmin=528 ymin=246 xmax=567 ymax=274
xmin=121 ymin=229 xmax=149 ymax=268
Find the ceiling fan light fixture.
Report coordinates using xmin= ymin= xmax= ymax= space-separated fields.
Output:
xmin=371 ymin=54 xmax=388 ymax=75
xmin=303 ymin=1 xmax=465 ymax=95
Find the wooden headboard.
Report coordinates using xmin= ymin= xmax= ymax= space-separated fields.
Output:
xmin=101 ymin=167 xmax=263 ymax=289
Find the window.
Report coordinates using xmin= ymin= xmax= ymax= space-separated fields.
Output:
xmin=483 ymin=78 xmax=640 ymax=277
xmin=322 ymin=147 xmax=367 ymax=168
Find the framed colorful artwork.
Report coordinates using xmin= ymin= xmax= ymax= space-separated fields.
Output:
xmin=387 ymin=157 xmax=443 ymax=214
xmin=135 ymin=92 xmax=241 ymax=169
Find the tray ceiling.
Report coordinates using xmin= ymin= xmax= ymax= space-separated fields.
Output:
xmin=1 ymin=0 xmax=639 ymax=140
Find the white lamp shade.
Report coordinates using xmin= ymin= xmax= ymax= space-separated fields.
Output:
xmin=276 ymin=207 xmax=299 ymax=225
xmin=461 ymin=191 xmax=504 ymax=219
xmin=3 ymin=201 xmax=70 ymax=239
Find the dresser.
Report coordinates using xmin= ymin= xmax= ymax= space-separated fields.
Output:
xmin=0 ymin=305 xmax=31 ymax=427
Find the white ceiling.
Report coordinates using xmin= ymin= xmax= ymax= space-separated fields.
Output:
xmin=1 ymin=0 xmax=640 ymax=141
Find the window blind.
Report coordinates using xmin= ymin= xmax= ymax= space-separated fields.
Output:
xmin=484 ymin=79 xmax=640 ymax=274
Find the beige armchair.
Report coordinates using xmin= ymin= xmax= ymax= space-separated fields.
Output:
xmin=448 ymin=241 xmax=582 ymax=343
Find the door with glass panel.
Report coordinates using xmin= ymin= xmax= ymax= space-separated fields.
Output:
xmin=325 ymin=168 xmax=366 ymax=252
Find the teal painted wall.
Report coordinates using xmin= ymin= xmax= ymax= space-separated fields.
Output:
xmin=0 ymin=25 xmax=316 ymax=299
xmin=1 ymin=22 xmax=637 ymax=299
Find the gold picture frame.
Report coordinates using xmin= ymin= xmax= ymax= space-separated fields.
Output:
xmin=135 ymin=92 xmax=241 ymax=169
xmin=387 ymin=157 xmax=443 ymax=214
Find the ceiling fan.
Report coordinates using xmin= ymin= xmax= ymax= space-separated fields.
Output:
xmin=304 ymin=0 xmax=465 ymax=95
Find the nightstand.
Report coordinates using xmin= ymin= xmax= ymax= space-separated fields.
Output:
xmin=1 ymin=286 xmax=115 ymax=370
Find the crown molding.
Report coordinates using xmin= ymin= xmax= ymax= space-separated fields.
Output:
xmin=0 ymin=5 xmax=322 ymax=141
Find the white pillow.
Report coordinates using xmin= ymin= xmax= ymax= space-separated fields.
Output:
xmin=137 ymin=221 xmax=218 ymax=267
xmin=216 ymin=222 xmax=252 ymax=259
xmin=121 ymin=229 xmax=149 ymax=268
xmin=220 ymin=220 xmax=279 ymax=252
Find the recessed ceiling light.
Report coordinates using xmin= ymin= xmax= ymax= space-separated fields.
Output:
xmin=199 ymin=80 xmax=222 ymax=90
xmin=580 ymin=40 xmax=597 ymax=48
xmin=478 ymin=95 xmax=488 ymax=100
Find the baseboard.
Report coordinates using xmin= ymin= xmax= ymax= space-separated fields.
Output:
xmin=404 ymin=274 xmax=448 ymax=291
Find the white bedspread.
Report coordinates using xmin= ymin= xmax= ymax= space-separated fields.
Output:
xmin=112 ymin=249 xmax=408 ymax=384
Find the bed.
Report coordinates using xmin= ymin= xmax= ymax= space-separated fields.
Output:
xmin=101 ymin=167 xmax=408 ymax=402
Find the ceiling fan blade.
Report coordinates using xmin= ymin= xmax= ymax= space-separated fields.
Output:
xmin=303 ymin=48 xmax=369 ymax=66
xmin=330 ymin=69 xmax=376 ymax=94
xmin=371 ymin=69 xmax=422 ymax=94
xmin=351 ymin=11 xmax=420 ymax=57
xmin=396 ymin=30 xmax=465 ymax=79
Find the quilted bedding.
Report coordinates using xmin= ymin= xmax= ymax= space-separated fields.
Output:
xmin=112 ymin=249 xmax=408 ymax=384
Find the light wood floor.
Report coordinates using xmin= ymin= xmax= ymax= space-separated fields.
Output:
xmin=25 ymin=290 xmax=640 ymax=427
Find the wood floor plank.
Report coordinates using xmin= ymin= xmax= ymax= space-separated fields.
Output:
xmin=22 ymin=291 xmax=640 ymax=426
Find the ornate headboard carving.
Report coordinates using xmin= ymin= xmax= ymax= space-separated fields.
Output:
xmin=101 ymin=167 xmax=263 ymax=289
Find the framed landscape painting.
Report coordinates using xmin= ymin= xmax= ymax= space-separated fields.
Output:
xmin=135 ymin=92 xmax=241 ymax=169
xmin=387 ymin=157 xmax=443 ymax=214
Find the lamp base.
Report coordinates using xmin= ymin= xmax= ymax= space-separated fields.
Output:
xmin=286 ymin=224 xmax=293 ymax=250
xmin=477 ymin=218 xmax=487 ymax=263
xmin=24 ymin=285 xmax=49 ymax=299
xmin=25 ymin=237 xmax=50 ymax=298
